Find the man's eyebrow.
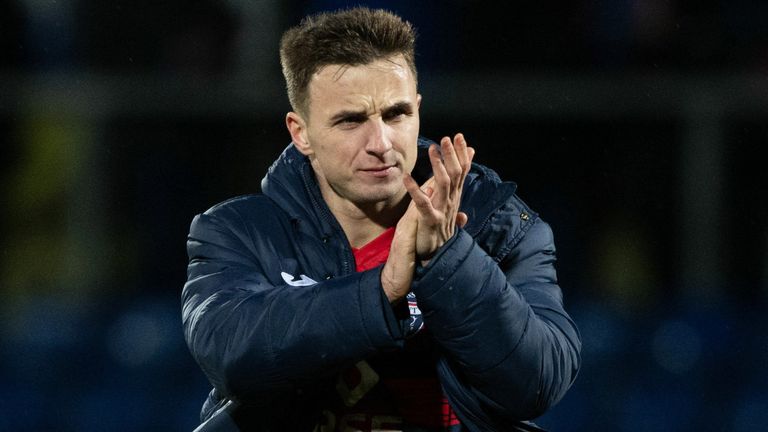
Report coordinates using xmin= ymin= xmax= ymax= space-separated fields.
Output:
xmin=382 ymin=101 xmax=414 ymax=116
xmin=329 ymin=109 xmax=368 ymax=125
xmin=328 ymin=101 xmax=414 ymax=125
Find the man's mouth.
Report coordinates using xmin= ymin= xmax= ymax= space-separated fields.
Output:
xmin=360 ymin=165 xmax=396 ymax=178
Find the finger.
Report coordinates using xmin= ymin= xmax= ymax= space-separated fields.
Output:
xmin=404 ymin=173 xmax=439 ymax=220
xmin=454 ymin=133 xmax=469 ymax=175
xmin=429 ymin=143 xmax=450 ymax=209
xmin=456 ymin=144 xmax=474 ymax=192
xmin=403 ymin=172 xmax=423 ymax=197
xmin=441 ymin=134 xmax=463 ymax=184
xmin=441 ymin=139 xmax=463 ymax=207
xmin=456 ymin=211 xmax=468 ymax=228
xmin=420 ymin=176 xmax=435 ymax=191
xmin=453 ymin=134 xmax=472 ymax=200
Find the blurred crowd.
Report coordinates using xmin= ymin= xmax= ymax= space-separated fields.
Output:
xmin=1 ymin=1 xmax=767 ymax=430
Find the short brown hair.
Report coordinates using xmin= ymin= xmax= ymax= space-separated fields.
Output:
xmin=279 ymin=7 xmax=417 ymax=116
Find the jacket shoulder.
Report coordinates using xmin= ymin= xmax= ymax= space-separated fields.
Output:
xmin=202 ymin=194 xmax=279 ymax=217
xmin=190 ymin=194 xmax=291 ymax=255
xmin=194 ymin=194 xmax=287 ymax=228
xmin=462 ymin=165 xmax=542 ymax=263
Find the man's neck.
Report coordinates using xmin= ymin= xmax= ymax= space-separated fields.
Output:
xmin=324 ymin=192 xmax=409 ymax=249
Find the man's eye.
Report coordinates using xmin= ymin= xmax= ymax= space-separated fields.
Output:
xmin=335 ymin=116 xmax=365 ymax=127
xmin=384 ymin=111 xmax=409 ymax=122
xmin=336 ymin=119 xmax=362 ymax=129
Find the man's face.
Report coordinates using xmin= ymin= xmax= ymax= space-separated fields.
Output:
xmin=288 ymin=54 xmax=421 ymax=210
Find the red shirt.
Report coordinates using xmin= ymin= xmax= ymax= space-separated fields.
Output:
xmin=351 ymin=227 xmax=396 ymax=272
xmin=329 ymin=227 xmax=461 ymax=431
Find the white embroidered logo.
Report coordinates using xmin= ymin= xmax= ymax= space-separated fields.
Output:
xmin=281 ymin=271 xmax=318 ymax=287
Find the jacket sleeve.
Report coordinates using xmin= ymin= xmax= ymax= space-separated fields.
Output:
xmin=411 ymin=217 xmax=581 ymax=427
xmin=181 ymin=208 xmax=404 ymax=402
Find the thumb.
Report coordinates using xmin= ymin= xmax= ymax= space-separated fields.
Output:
xmin=456 ymin=211 xmax=468 ymax=228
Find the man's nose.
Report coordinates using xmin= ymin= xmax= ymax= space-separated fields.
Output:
xmin=364 ymin=117 xmax=392 ymax=155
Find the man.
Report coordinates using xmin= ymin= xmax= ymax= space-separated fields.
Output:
xmin=182 ymin=7 xmax=581 ymax=432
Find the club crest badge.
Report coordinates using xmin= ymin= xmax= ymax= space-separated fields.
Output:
xmin=405 ymin=291 xmax=424 ymax=337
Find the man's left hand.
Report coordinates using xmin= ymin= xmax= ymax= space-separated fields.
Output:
xmin=403 ymin=133 xmax=474 ymax=265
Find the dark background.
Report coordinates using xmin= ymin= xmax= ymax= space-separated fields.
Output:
xmin=1 ymin=0 xmax=767 ymax=430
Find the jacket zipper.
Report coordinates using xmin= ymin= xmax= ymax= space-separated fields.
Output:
xmin=301 ymin=165 xmax=353 ymax=275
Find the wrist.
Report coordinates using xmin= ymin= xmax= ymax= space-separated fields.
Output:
xmin=381 ymin=261 xmax=411 ymax=304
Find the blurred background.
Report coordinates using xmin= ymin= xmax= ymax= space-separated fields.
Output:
xmin=1 ymin=0 xmax=767 ymax=430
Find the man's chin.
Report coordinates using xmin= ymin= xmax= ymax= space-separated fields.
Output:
xmin=351 ymin=185 xmax=404 ymax=205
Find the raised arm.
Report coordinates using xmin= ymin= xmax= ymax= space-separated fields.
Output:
xmin=397 ymin=134 xmax=580 ymax=428
xmin=414 ymin=215 xmax=581 ymax=429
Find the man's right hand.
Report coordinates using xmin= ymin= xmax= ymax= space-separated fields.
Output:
xmin=381 ymin=199 xmax=419 ymax=303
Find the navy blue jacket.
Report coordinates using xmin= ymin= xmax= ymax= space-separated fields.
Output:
xmin=182 ymin=138 xmax=581 ymax=431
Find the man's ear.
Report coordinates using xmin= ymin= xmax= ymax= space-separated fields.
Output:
xmin=416 ymin=93 xmax=422 ymax=110
xmin=286 ymin=112 xmax=312 ymax=156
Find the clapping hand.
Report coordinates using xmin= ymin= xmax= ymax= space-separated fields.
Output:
xmin=381 ymin=134 xmax=474 ymax=303
xmin=404 ymin=133 xmax=474 ymax=264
